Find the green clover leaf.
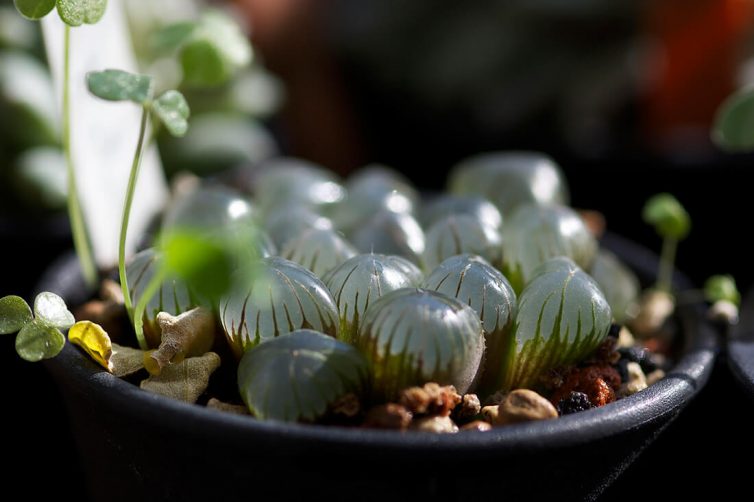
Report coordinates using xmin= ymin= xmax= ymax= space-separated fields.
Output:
xmin=86 ymin=69 xmax=153 ymax=104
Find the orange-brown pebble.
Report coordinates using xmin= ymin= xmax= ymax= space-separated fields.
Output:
xmin=550 ymin=364 xmax=621 ymax=408
xmin=398 ymin=383 xmax=462 ymax=417
xmin=363 ymin=404 xmax=412 ymax=430
xmin=461 ymin=420 xmax=492 ymax=432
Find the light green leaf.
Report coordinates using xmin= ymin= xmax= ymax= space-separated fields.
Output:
xmin=86 ymin=69 xmax=153 ymax=104
xmin=0 ymin=295 xmax=33 ymax=335
xmin=180 ymin=38 xmax=226 ymax=88
xmin=152 ymin=90 xmax=189 ymax=137
xmin=642 ymin=193 xmax=690 ymax=240
xmin=56 ymin=0 xmax=107 ymax=27
xmin=151 ymin=21 xmax=197 ymax=54
xmin=33 ymin=291 xmax=74 ymax=330
xmin=704 ymin=275 xmax=740 ymax=306
xmin=15 ymin=319 xmax=65 ymax=362
xmin=713 ymin=88 xmax=754 ymax=152
xmin=13 ymin=0 xmax=55 ymax=20
xmin=497 ymin=257 xmax=612 ymax=391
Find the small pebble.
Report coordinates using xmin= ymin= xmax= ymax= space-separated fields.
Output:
xmin=618 ymin=362 xmax=647 ymax=397
xmin=207 ymin=398 xmax=250 ymax=415
xmin=363 ymin=404 xmax=412 ymax=430
xmin=398 ymin=383 xmax=461 ymax=416
xmin=453 ymin=394 xmax=481 ymax=421
xmin=495 ymin=389 xmax=558 ymax=425
xmin=481 ymin=405 xmax=500 ymax=424
xmin=646 ymin=369 xmax=666 ymax=386
xmin=630 ymin=290 xmax=674 ymax=338
xmin=557 ymin=391 xmax=593 ymax=416
xmin=461 ymin=420 xmax=492 ymax=432
xmin=617 ymin=326 xmax=635 ymax=348
xmin=708 ymin=300 xmax=739 ymax=325
xmin=410 ymin=415 xmax=459 ymax=433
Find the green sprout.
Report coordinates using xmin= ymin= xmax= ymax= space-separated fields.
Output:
xmin=712 ymin=87 xmax=754 ymax=151
xmin=0 ymin=292 xmax=74 ymax=361
xmin=704 ymin=274 xmax=740 ymax=307
xmin=13 ymin=0 xmax=108 ymax=289
xmin=642 ymin=193 xmax=690 ymax=293
xmin=85 ymin=68 xmax=189 ymax=347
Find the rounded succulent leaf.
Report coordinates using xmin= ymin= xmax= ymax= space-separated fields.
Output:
xmin=356 ymin=288 xmax=485 ymax=401
xmin=220 ymin=257 xmax=339 ymax=357
xmin=589 ymin=249 xmax=640 ymax=323
xmin=162 ymin=185 xmax=256 ymax=235
xmin=421 ymin=254 xmax=516 ymax=394
xmin=333 ymin=164 xmax=417 ymax=231
xmin=127 ymin=248 xmax=196 ymax=348
xmin=420 ymin=194 xmax=502 ymax=230
xmin=497 ymin=257 xmax=612 ymax=391
xmin=238 ymin=329 xmax=369 ymax=422
xmin=349 ymin=211 xmax=425 ymax=266
xmin=15 ymin=319 xmax=65 ymax=362
xmin=423 ymin=214 xmax=502 ymax=271
xmin=264 ymin=205 xmax=333 ymax=249
xmin=281 ymin=228 xmax=357 ymax=279
xmin=501 ymin=203 xmax=597 ymax=292
xmin=448 ymin=151 xmax=569 ymax=216
xmin=0 ymin=295 xmax=33 ymax=335
xmin=323 ymin=254 xmax=422 ymax=344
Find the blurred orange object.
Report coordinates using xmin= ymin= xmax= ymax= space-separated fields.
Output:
xmin=644 ymin=0 xmax=754 ymax=149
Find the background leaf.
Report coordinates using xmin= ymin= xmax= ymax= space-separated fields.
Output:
xmin=86 ymin=69 xmax=152 ymax=104
xmin=151 ymin=21 xmax=197 ymax=54
xmin=15 ymin=319 xmax=65 ymax=362
xmin=704 ymin=275 xmax=740 ymax=306
xmin=642 ymin=193 xmax=690 ymax=240
xmin=152 ymin=90 xmax=190 ymax=137
xmin=33 ymin=292 xmax=74 ymax=330
xmin=56 ymin=0 xmax=107 ymax=27
xmin=713 ymin=88 xmax=754 ymax=151
xmin=0 ymin=295 xmax=33 ymax=335
xmin=13 ymin=0 xmax=55 ymax=20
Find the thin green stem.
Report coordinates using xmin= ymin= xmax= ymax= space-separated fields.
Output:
xmin=657 ymin=237 xmax=677 ymax=293
xmin=62 ymin=25 xmax=98 ymax=289
xmin=132 ymin=267 xmax=164 ymax=350
xmin=119 ymin=106 xmax=150 ymax=316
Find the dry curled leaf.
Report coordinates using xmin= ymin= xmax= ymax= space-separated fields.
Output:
xmin=145 ymin=307 xmax=215 ymax=375
xmin=140 ymin=352 xmax=221 ymax=403
xmin=110 ymin=343 xmax=146 ymax=377
xmin=207 ymin=398 xmax=250 ymax=415
xmin=68 ymin=320 xmax=112 ymax=371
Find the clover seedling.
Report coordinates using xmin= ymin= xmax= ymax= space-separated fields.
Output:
xmin=13 ymin=0 xmax=108 ymax=288
xmin=642 ymin=193 xmax=690 ymax=293
xmin=86 ymin=68 xmax=189 ymax=348
xmin=0 ymin=292 xmax=74 ymax=361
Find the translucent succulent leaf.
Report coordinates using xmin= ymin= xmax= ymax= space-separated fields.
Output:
xmin=421 ymin=254 xmax=516 ymax=394
xmin=501 ymin=204 xmax=597 ymax=292
xmin=0 ymin=295 xmax=33 ymax=335
xmin=356 ymin=288 xmax=485 ymax=401
xmin=162 ymin=185 xmax=256 ymax=234
xmin=281 ymin=228 xmax=357 ymax=278
xmin=420 ymin=194 xmax=502 ymax=230
xmin=13 ymin=0 xmax=55 ymax=20
xmin=423 ymin=215 xmax=502 ymax=271
xmin=56 ymin=0 xmax=107 ymax=26
xmin=86 ymin=69 xmax=153 ymax=104
xmin=11 ymin=147 xmax=67 ymax=210
xmin=642 ymin=193 xmax=690 ymax=240
xmin=238 ymin=329 xmax=369 ymax=422
xmin=713 ymin=87 xmax=754 ymax=151
xmin=497 ymin=257 xmax=612 ymax=391
xmin=127 ymin=248 xmax=196 ymax=348
xmin=140 ymin=352 xmax=221 ymax=403
xmin=322 ymin=254 xmax=422 ymax=344
xmin=152 ymin=90 xmax=190 ymax=137
xmin=264 ymin=205 xmax=333 ymax=249
xmin=254 ymin=158 xmax=345 ymax=217
xmin=705 ymin=275 xmax=740 ymax=306
xmin=349 ymin=211 xmax=425 ymax=266
xmin=333 ymin=164 xmax=418 ymax=231
xmin=220 ymin=257 xmax=340 ymax=357
xmin=34 ymin=292 xmax=74 ymax=330
xmin=448 ymin=151 xmax=569 ymax=216
xmin=589 ymin=249 xmax=640 ymax=323
xmin=15 ymin=319 xmax=65 ymax=362
xmin=68 ymin=320 xmax=112 ymax=371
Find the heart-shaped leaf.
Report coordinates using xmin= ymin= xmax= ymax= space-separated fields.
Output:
xmin=13 ymin=0 xmax=56 ymax=20
xmin=34 ymin=292 xmax=74 ymax=330
xmin=151 ymin=21 xmax=197 ymax=54
xmin=713 ymin=87 xmax=754 ymax=151
xmin=152 ymin=90 xmax=190 ymax=137
xmin=15 ymin=319 xmax=65 ymax=362
xmin=496 ymin=257 xmax=612 ymax=391
xmin=642 ymin=193 xmax=690 ymax=240
xmin=0 ymin=295 xmax=33 ymax=335
xmin=68 ymin=320 xmax=112 ymax=371
xmin=238 ymin=330 xmax=369 ymax=422
xmin=86 ymin=69 xmax=153 ymax=104
xmin=56 ymin=0 xmax=107 ymax=27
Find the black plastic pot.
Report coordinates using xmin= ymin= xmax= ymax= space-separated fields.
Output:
xmin=727 ymin=287 xmax=754 ymax=401
xmin=37 ymin=233 xmax=717 ymax=502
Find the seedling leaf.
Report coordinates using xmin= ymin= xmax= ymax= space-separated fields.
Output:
xmin=13 ymin=0 xmax=56 ymax=20
xmin=56 ymin=0 xmax=107 ymax=27
xmin=15 ymin=319 xmax=65 ymax=361
xmin=86 ymin=69 xmax=153 ymax=104
xmin=0 ymin=295 xmax=33 ymax=335
xmin=34 ymin=291 xmax=75 ymax=330
xmin=152 ymin=90 xmax=190 ymax=137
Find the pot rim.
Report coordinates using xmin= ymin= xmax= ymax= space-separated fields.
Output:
xmin=40 ymin=232 xmax=718 ymax=454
